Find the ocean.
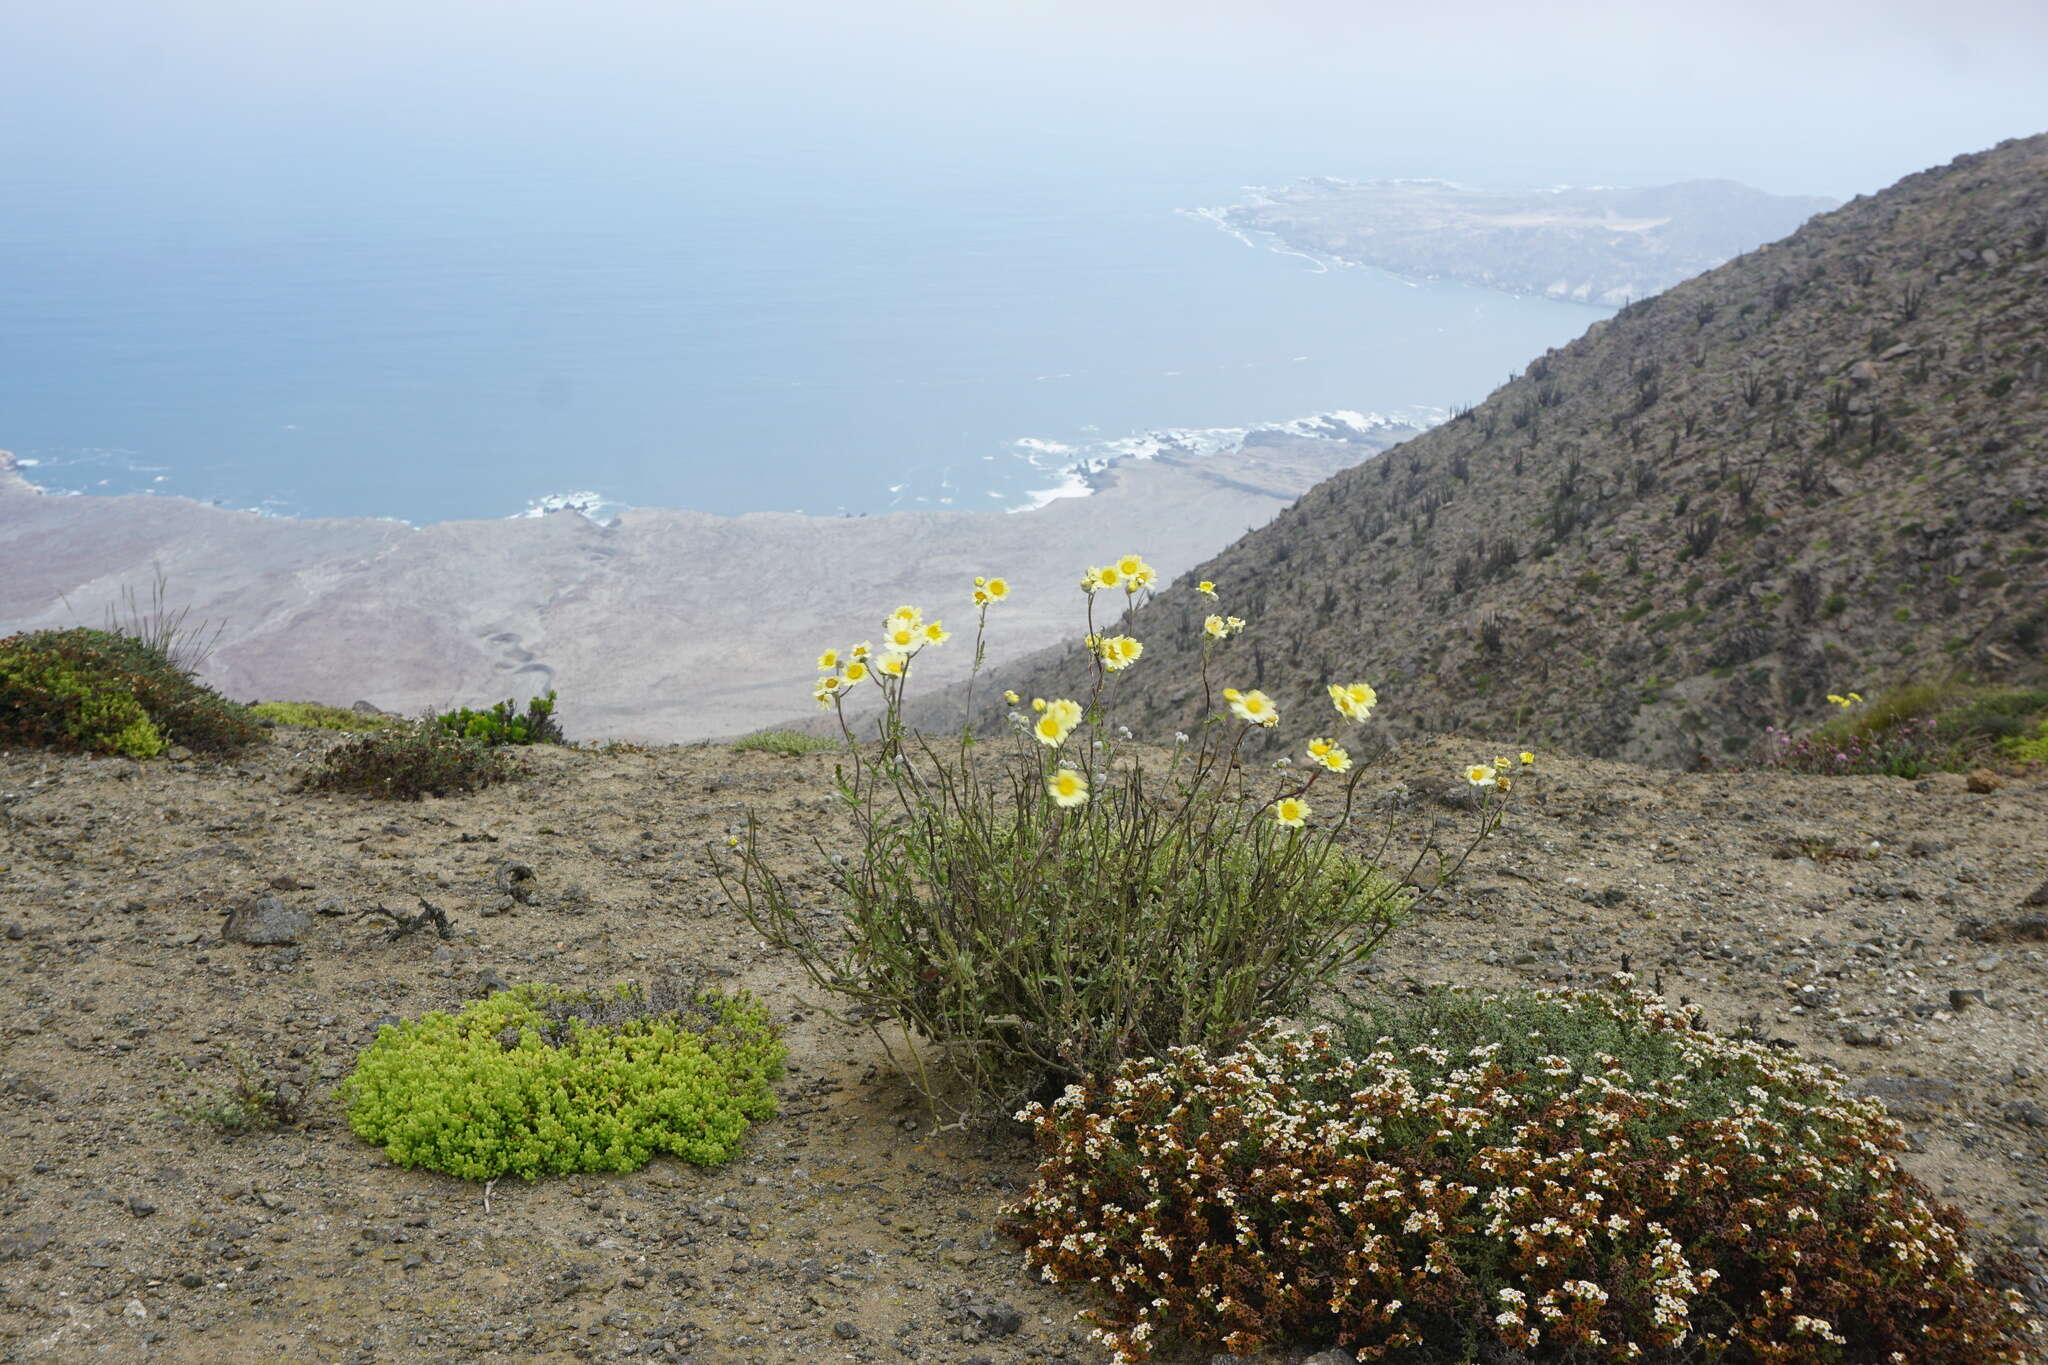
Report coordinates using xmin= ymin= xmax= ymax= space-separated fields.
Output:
xmin=0 ymin=143 xmax=1596 ymax=525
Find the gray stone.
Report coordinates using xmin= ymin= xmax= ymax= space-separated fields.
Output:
xmin=1300 ymin=1352 xmax=1357 ymax=1365
xmin=350 ymin=700 xmax=387 ymax=716
xmin=315 ymin=896 xmax=348 ymax=917
xmin=2002 ymin=1099 xmax=2048 ymax=1129
xmin=965 ymin=1302 xmax=1023 ymax=1338
xmin=223 ymin=895 xmax=310 ymax=946
xmin=495 ymin=863 xmax=538 ymax=904
xmin=1853 ymin=1074 xmax=1962 ymax=1121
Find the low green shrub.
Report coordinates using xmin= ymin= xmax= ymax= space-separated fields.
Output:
xmin=163 ymin=1048 xmax=306 ymax=1134
xmin=731 ymin=728 xmax=841 ymax=755
xmin=250 ymin=701 xmax=401 ymax=733
xmin=434 ymin=691 xmax=563 ymax=746
xmin=1758 ymin=682 xmax=2048 ymax=776
xmin=0 ymin=627 xmax=262 ymax=757
xmin=1003 ymin=983 xmax=2040 ymax=1363
xmin=303 ymin=722 xmax=512 ymax=800
xmin=340 ymin=981 xmax=784 ymax=1180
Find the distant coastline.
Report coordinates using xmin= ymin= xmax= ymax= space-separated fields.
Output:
xmin=1193 ymin=177 xmax=1837 ymax=307
xmin=0 ymin=421 xmax=1419 ymax=743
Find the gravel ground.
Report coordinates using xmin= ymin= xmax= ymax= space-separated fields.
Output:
xmin=2 ymin=731 xmax=2043 ymax=1363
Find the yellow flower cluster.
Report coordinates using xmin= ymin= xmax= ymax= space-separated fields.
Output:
xmin=1825 ymin=692 xmax=1863 ymax=708
xmin=1085 ymin=633 xmax=1145 ymax=672
xmin=1032 ymin=697 xmax=1085 ymax=748
xmin=1223 ymin=687 xmax=1279 ymax=728
xmin=1203 ymin=614 xmax=1247 ymax=640
xmin=1082 ymin=553 xmax=1158 ymax=596
xmin=1327 ymin=682 xmax=1377 ymax=723
xmin=811 ymin=598 xmax=975 ymax=707
xmin=1305 ymin=737 xmax=1352 ymax=774
xmin=1464 ymin=751 xmax=1534 ymax=790
xmin=972 ymin=574 xmax=1011 ymax=607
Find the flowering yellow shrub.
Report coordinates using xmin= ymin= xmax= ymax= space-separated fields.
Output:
xmin=724 ymin=555 xmax=1525 ymax=1119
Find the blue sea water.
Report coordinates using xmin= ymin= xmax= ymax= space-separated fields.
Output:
xmin=0 ymin=143 xmax=1596 ymax=524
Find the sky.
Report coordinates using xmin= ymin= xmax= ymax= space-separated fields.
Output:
xmin=2 ymin=0 xmax=2044 ymax=215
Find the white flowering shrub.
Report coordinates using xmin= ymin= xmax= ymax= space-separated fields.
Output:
xmin=720 ymin=558 xmax=1519 ymax=1120
xmin=1002 ymin=983 xmax=2041 ymax=1363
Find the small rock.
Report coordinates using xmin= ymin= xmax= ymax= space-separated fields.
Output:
xmin=4 ymin=923 xmax=22 ymax=941
xmin=1839 ymin=1021 xmax=1894 ymax=1049
xmin=1961 ymin=915 xmax=2048 ymax=944
xmin=966 ymin=1302 xmax=1024 ymax=1338
xmin=222 ymin=896 xmax=310 ymax=947
xmin=127 ymin=1199 xmax=157 ymax=1218
xmin=1948 ymin=988 xmax=1987 ymax=1011
xmin=350 ymin=700 xmax=388 ymax=715
xmin=1965 ymin=768 xmax=2003 ymax=794
xmin=495 ymin=863 xmax=538 ymax=905
xmin=268 ymin=875 xmax=311 ymax=891
xmin=1854 ymin=1074 xmax=1962 ymax=1121
xmin=2002 ymin=1100 xmax=2048 ymax=1129
xmin=314 ymin=897 xmax=348 ymax=917
xmin=1300 ymin=1352 xmax=1357 ymax=1365
xmin=2023 ymin=878 xmax=2048 ymax=908
xmin=480 ymin=897 xmax=516 ymax=918
xmin=177 ymin=1272 xmax=204 ymax=1289
xmin=833 ymin=1322 xmax=860 ymax=1340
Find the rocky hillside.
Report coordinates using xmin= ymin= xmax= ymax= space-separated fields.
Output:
xmin=1 ymin=732 xmax=2044 ymax=1360
xmin=1209 ymin=177 xmax=1837 ymax=305
xmin=987 ymin=135 xmax=2048 ymax=766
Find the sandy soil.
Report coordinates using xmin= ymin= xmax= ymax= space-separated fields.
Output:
xmin=1 ymin=730 xmax=2043 ymax=1364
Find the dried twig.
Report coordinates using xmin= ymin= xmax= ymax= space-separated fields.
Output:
xmin=357 ymin=896 xmax=453 ymax=941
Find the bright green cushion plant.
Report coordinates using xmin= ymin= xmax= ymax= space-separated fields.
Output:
xmin=341 ymin=982 xmax=784 ymax=1180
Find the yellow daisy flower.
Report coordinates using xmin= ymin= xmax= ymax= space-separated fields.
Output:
xmin=881 ymin=623 xmax=922 ymax=653
xmin=1307 ymin=738 xmax=1352 ymax=773
xmin=973 ymin=589 xmax=990 ymax=605
xmin=985 ymin=577 xmax=1009 ymax=600
xmin=1204 ymin=615 xmax=1228 ymax=639
xmin=1034 ymin=712 xmax=1071 ymax=747
xmin=1197 ymin=581 xmax=1217 ymax=598
xmin=1465 ymin=764 xmax=1498 ymax=786
xmin=1273 ymin=796 xmax=1311 ymax=828
xmin=922 ymin=621 xmax=950 ymax=645
xmin=877 ymin=653 xmax=909 ymax=678
xmin=888 ymin=605 xmax=924 ymax=630
xmin=1228 ymin=689 xmax=1278 ymax=727
xmin=1095 ymin=564 xmax=1122 ymax=589
xmin=1032 ymin=697 xmax=1047 ymax=712
xmin=1328 ymin=682 xmax=1378 ymax=723
xmin=1004 ymin=689 xmax=1021 ymax=705
xmin=1047 ymin=768 xmax=1089 ymax=808
xmin=843 ymin=660 xmax=868 ymax=683
xmin=850 ymin=641 xmax=871 ymax=659
xmin=816 ymin=648 xmax=839 ymax=671
xmin=1048 ymin=698 xmax=1083 ymax=729
xmin=1520 ymin=751 xmax=1535 ymax=766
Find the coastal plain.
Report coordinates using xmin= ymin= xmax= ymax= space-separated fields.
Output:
xmin=0 ymin=431 xmax=1406 ymax=743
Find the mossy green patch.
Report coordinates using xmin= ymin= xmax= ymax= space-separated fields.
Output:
xmin=340 ymin=982 xmax=784 ymax=1181
xmin=251 ymin=701 xmax=401 ymax=733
